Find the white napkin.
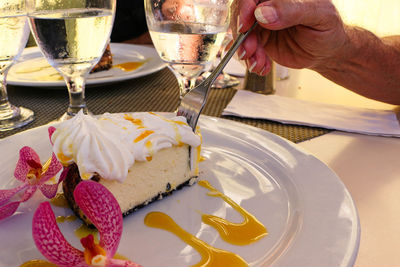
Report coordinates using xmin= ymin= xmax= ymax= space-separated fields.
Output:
xmin=223 ymin=90 xmax=400 ymax=137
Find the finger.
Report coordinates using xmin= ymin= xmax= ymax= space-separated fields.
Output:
xmin=238 ymin=0 xmax=258 ymax=32
xmin=259 ymin=56 xmax=272 ymax=76
xmin=224 ymin=39 xmax=233 ymax=51
xmin=254 ymin=0 xmax=340 ymax=31
xmin=237 ymin=30 xmax=258 ymax=60
xmin=246 ymin=45 xmax=267 ymax=74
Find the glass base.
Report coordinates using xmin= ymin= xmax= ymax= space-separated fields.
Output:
xmin=212 ymin=73 xmax=240 ymax=89
xmin=0 ymin=106 xmax=34 ymax=131
xmin=200 ymin=72 xmax=240 ymax=89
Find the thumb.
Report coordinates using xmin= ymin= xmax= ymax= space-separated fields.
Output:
xmin=254 ymin=0 xmax=340 ymax=31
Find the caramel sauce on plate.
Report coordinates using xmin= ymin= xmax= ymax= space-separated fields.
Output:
xmin=37 ymin=73 xmax=63 ymax=81
xmin=145 ymin=211 xmax=248 ymax=267
xmin=56 ymin=214 xmax=77 ymax=223
xmin=21 ymin=253 xmax=130 ymax=266
xmin=20 ymin=260 xmax=57 ymax=267
xmin=199 ymin=180 xmax=268 ymax=245
xmin=16 ymin=65 xmax=53 ymax=74
xmin=50 ymin=193 xmax=69 ymax=208
xmin=23 ymin=177 xmax=265 ymax=267
xmin=113 ymin=61 xmax=144 ymax=72
xmin=75 ymin=224 xmax=99 ymax=242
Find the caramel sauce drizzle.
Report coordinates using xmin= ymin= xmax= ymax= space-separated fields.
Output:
xmin=148 ymin=112 xmax=185 ymax=144
xmin=123 ymin=114 xmax=144 ymax=128
xmin=134 ymin=130 xmax=154 ymax=143
xmin=144 ymin=212 xmax=248 ymax=267
xmin=113 ymin=61 xmax=144 ymax=72
xmin=37 ymin=73 xmax=63 ymax=81
xmin=16 ymin=64 xmax=53 ymax=74
xmin=199 ymin=180 xmax=268 ymax=245
xmin=20 ymin=251 xmax=130 ymax=267
xmin=50 ymin=193 xmax=69 ymax=208
xmin=20 ymin=260 xmax=58 ymax=267
xmin=56 ymin=215 xmax=77 ymax=223
xmin=75 ymin=224 xmax=99 ymax=242
xmin=56 ymin=152 xmax=72 ymax=164
xmin=195 ymin=127 xmax=202 ymax=174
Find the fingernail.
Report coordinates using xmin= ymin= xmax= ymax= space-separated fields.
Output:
xmin=239 ymin=50 xmax=246 ymax=60
xmin=254 ymin=6 xmax=278 ymax=24
xmin=249 ymin=61 xmax=257 ymax=72
xmin=237 ymin=15 xmax=243 ymax=32
xmin=260 ymin=66 xmax=266 ymax=75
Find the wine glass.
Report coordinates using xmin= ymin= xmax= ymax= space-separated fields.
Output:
xmin=0 ymin=0 xmax=34 ymax=131
xmin=201 ymin=30 xmax=240 ymax=89
xmin=27 ymin=0 xmax=116 ymax=120
xmin=144 ymin=0 xmax=232 ymax=100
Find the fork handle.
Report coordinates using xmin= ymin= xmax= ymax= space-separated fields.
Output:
xmin=204 ymin=22 xmax=258 ymax=87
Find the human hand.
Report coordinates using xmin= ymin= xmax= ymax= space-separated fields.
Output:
xmin=161 ymin=0 xmax=195 ymax=21
xmin=236 ymin=0 xmax=348 ymax=75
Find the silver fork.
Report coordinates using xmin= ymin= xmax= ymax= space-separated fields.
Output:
xmin=177 ymin=22 xmax=258 ymax=131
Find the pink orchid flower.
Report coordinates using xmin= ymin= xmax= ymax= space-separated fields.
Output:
xmin=0 ymin=127 xmax=63 ymax=221
xmin=32 ymin=180 xmax=142 ymax=267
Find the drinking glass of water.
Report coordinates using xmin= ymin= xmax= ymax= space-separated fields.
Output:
xmin=0 ymin=0 xmax=34 ymax=131
xmin=144 ymin=0 xmax=232 ymax=100
xmin=27 ymin=0 xmax=116 ymax=120
xmin=201 ymin=30 xmax=240 ymax=89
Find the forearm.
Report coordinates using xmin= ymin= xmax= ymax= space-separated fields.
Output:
xmin=313 ymin=26 xmax=400 ymax=105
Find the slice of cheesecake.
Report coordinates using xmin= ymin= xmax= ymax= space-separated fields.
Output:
xmin=52 ymin=111 xmax=201 ymax=225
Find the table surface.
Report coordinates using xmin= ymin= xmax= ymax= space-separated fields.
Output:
xmin=284 ymin=69 xmax=400 ymax=267
xmin=2 ymin=57 xmax=400 ymax=267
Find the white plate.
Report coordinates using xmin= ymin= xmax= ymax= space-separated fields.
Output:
xmin=0 ymin=115 xmax=360 ymax=267
xmin=7 ymin=43 xmax=166 ymax=88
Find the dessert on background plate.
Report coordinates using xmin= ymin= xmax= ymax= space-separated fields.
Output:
xmin=91 ymin=44 xmax=113 ymax=73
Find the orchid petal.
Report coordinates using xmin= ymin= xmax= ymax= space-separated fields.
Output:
xmin=14 ymin=146 xmax=41 ymax=182
xmin=40 ymin=166 xmax=69 ymax=199
xmin=39 ymin=153 xmax=63 ymax=184
xmin=0 ymin=183 xmax=28 ymax=206
xmin=0 ymin=186 xmax=36 ymax=221
xmin=32 ymin=202 xmax=88 ymax=267
xmin=74 ymin=180 xmax=123 ymax=257
xmin=0 ymin=201 xmax=20 ymax=221
xmin=20 ymin=186 xmax=37 ymax=202
xmin=38 ymin=166 xmax=70 ymax=199
xmin=39 ymin=164 xmax=67 ymax=199
xmin=39 ymin=183 xmax=60 ymax=199
xmin=48 ymin=127 xmax=56 ymax=145
xmin=106 ymin=258 xmax=143 ymax=267
xmin=58 ymin=166 xmax=70 ymax=183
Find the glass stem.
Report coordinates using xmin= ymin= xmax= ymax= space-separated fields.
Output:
xmin=64 ymin=75 xmax=88 ymax=116
xmin=177 ymin=75 xmax=197 ymax=100
xmin=0 ymin=68 xmax=17 ymax=120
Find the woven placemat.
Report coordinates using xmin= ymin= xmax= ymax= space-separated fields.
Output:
xmin=2 ymin=68 xmax=330 ymax=142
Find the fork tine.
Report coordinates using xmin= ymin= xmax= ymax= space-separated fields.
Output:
xmin=177 ymin=22 xmax=258 ymax=131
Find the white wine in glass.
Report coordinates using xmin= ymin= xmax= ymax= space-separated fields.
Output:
xmin=0 ymin=0 xmax=34 ymax=131
xmin=27 ymin=0 xmax=116 ymax=120
xmin=145 ymin=0 xmax=231 ymax=100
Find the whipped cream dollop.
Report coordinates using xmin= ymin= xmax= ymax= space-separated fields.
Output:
xmin=51 ymin=111 xmax=201 ymax=182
